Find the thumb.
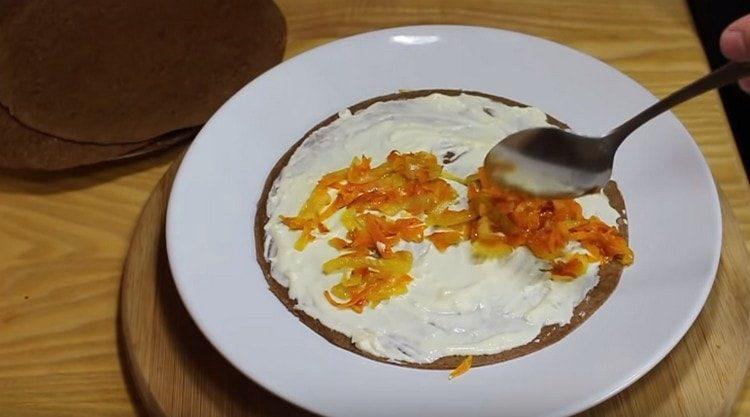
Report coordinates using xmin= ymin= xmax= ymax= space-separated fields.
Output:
xmin=720 ymin=14 xmax=750 ymax=61
xmin=720 ymin=14 xmax=750 ymax=92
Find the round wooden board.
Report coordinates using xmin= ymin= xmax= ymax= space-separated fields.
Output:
xmin=120 ymin=157 xmax=750 ymax=417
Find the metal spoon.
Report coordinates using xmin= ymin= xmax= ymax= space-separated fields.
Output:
xmin=484 ymin=61 xmax=750 ymax=198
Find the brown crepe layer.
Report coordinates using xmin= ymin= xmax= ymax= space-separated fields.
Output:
xmin=0 ymin=0 xmax=286 ymax=143
xmin=255 ymin=90 xmax=628 ymax=369
xmin=0 ymin=105 xmax=197 ymax=170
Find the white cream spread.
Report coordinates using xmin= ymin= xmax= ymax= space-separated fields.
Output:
xmin=263 ymin=93 xmax=621 ymax=364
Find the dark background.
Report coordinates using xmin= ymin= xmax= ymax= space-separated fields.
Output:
xmin=688 ymin=1 xmax=750 ymax=175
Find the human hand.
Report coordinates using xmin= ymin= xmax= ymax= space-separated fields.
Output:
xmin=720 ymin=14 xmax=750 ymax=92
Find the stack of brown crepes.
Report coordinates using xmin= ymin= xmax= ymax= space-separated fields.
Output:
xmin=0 ymin=0 xmax=286 ymax=170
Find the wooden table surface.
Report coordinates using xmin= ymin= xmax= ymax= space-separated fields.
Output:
xmin=1 ymin=1 xmax=749 ymax=416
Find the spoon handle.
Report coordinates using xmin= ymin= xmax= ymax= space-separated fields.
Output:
xmin=606 ymin=61 xmax=750 ymax=147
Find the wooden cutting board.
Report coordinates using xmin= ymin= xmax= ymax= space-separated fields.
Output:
xmin=120 ymin=157 xmax=750 ymax=417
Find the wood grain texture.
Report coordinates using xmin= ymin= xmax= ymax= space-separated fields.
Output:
xmin=2 ymin=0 xmax=750 ymax=416
xmin=120 ymin=156 xmax=314 ymax=417
xmin=119 ymin=157 xmax=750 ymax=417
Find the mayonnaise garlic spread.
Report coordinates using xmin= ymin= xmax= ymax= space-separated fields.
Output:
xmin=264 ymin=93 xmax=620 ymax=364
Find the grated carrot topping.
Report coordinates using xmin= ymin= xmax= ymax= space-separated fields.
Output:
xmin=449 ymin=355 xmax=473 ymax=380
xmin=280 ymin=150 xmax=633 ymax=312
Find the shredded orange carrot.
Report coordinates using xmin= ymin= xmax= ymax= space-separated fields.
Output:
xmin=280 ymin=150 xmax=633 ymax=313
xmin=449 ymin=355 xmax=473 ymax=380
xmin=464 ymin=168 xmax=633 ymax=265
xmin=427 ymin=230 xmax=463 ymax=252
xmin=426 ymin=209 xmax=475 ymax=227
xmin=550 ymin=254 xmax=594 ymax=281
xmin=281 ymin=151 xmax=458 ymax=312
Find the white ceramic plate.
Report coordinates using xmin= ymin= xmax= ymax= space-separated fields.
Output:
xmin=167 ymin=26 xmax=721 ymax=417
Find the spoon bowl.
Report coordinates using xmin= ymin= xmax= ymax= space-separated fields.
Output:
xmin=485 ymin=127 xmax=614 ymax=198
